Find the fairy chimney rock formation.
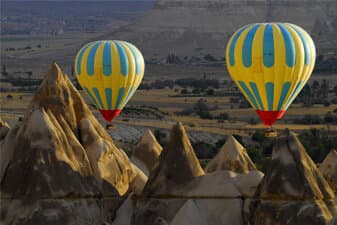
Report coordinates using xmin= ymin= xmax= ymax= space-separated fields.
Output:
xmin=0 ymin=63 xmax=142 ymax=225
xmin=131 ymin=129 xmax=163 ymax=175
xmin=320 ymin=149 xmax=337 ymax=192
xmin=205 ymin=135 xmax=256 ymax=173
xmin=142 ymin=122 xmax=204 ymax=197
xmin=251 ymin=131 xmax=336 ymax=225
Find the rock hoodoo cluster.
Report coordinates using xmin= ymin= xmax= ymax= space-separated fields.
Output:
xmin=0 ymin=63 xmax=144 ymax=225
xmin=1 ymin=64 xmax=336 ymax=225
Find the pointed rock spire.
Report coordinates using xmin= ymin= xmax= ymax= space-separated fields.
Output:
xmin=142 ymin=122 xmax=204 ymax=196
xmin=131 ymin=129 xmax=163 ymax=175
xmin=205 ymin=135 xmax=256 ymax=173
xmin=256 ymin=132 xmax=334 ymax=200
xmin=251 ymin=131 xmax=335 ymax=225
xmin=319 ymin=149 xmax=337 ymax=192
xmin=0 ymin=63 xmax=137 ymax=198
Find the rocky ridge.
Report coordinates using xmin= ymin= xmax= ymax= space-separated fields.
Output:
xmin=0 ymin=63 xmax=144 ymax=225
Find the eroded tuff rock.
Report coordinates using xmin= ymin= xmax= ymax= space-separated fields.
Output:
xmin=0 ymin=63 xmax=141 ymax=225
xmin=320 ymin=149 xmax=337 ymax=192
xmin=205 ymin=135 xmax=256 ymax=173
xmin=0 ymin=117 xmax=9 ymax=140
xmin=131 ymin=123 xmax=204 ymax=225
xmin=250 ymin=131 xmax=336 ymax=225
xmin=131 ymin=129 xmax=163 ymax=176
xmin=130 ymin=123 xmax=264 ymax=225
xmin=112 ymin=194 xmax=136 ymax=225
xmin=142 ymin=122 xmax=204 ymax=197
xmin=329 ymin=215 xmax=337 ymax=225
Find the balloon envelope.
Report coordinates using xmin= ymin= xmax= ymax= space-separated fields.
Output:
xmin=74 ymin=40 xmax=145 ymax=122
xmin=226 ymin=23 xmax=315 ymax=127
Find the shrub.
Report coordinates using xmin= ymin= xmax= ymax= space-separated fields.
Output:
xmin=180 ymin=88 xmax=188 ymax=94
xmin=217 ymin=113 xmax=229 ymax=120
xmin=252 ymin=131 xmax=266 ymax=144
xmin=206 ymin=89 xmax=215 ymax=96
xmin=323 ymin=100 xmax=331 ymax=107
xmin=246 ymin=146 xmax=263 ymax=163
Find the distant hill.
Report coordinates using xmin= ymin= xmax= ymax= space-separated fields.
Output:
xmin=108 ymin=0 xmax=337 ymax=60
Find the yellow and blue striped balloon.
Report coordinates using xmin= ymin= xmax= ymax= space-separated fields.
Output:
xmin=74 ymin=40 xmax=145 ymax=122
xmin=226 ymin=23 xmax=316 ymax=127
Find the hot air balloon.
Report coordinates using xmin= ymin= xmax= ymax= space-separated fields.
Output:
xmin=74 ymin=40 xmax=145 ymax=125
xmin=226 ymin=23 xmax=315 ymax=134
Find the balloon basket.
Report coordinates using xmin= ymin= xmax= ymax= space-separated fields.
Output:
xmin=106 ymin=124 xmax=115 ymax=130
xmin=264 ymin=128 xmax=278 ymax=138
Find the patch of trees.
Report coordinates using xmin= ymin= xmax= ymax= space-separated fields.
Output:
xmin=175 ymin=78 xmax=220 ymax=89
xmin=296 ymin=79 xmax=336 ymax=106
xmin=139 ymin=78 xmax=221 ymax=91
xmin=293 ymin=113 xmax=337 ymax=125
xmin=299 ymin=128 xmax=337 ymax=163
xmin=153 ymin=129 xmax=167 ymax=146
xmin=122 ymin=105 xmax=168 ymax=120
xmin=0 ymin=77 xmax=41 ymax=87
xmin=176 ymin=99 xmax=231 ymax=121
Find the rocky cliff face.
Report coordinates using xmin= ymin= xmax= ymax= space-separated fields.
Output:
xmin=131 ymin=129 xmax=163 ymax=176
xmin=110 ymin=0 xmax=337 ymax=59
xmin=0 ymin=63 xmax=143 ymax=225
xmin=205 ymin=135 xmax=256 ymax=173
xmin=320 ymin=149 xmax=337 ymax=193
xmin=250 ymin=131 xmax=336 ymax=225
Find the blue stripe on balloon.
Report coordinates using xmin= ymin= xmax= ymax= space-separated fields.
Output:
xmin=265 ymin=82 xmax=274 ymax=111
xmin=87 ymin=42 xmax=101 ymax=76
xmin=242 ymin=24 xmax=260 ymax=68
xmin=115 ymin=87 xmax=125 ymax=109
xmin=92 ymin=87 xmax=104 ymax=109
xmin=84 ymin=87 xmax=99 ymax=108
xmin=277 ymin=82 xmax=291 ymax=110
xmin=124 ymin=42 xmax=141 ymax=75
xmin=103 ymin=42 xmax=112 ymax=76
xmin=229 ymin=25 xmax=249 ymax=66
xmin=105 ymin=88 xmax=113 ymax=110
xmin=114 ymin=41 xmax=128 ymax=76
xmin=249 ymin=82 xmax=264 ymax=110
xmin=263 ymin=24 xmax=274 ymax=68
xmin=286 ymin=81 xmax=303 ymax=108
xmin=289 ymin=24 xmax=310 ymax=66
xmin=122 ymin=87 xmax=136 ymax=108
xmin=277 ymin=24 xmax=296 ymax=67
xmin=238 ymin=81 xmax=259 ymax=109
xmin=76 ymin=43 xmax=90 ymax=76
